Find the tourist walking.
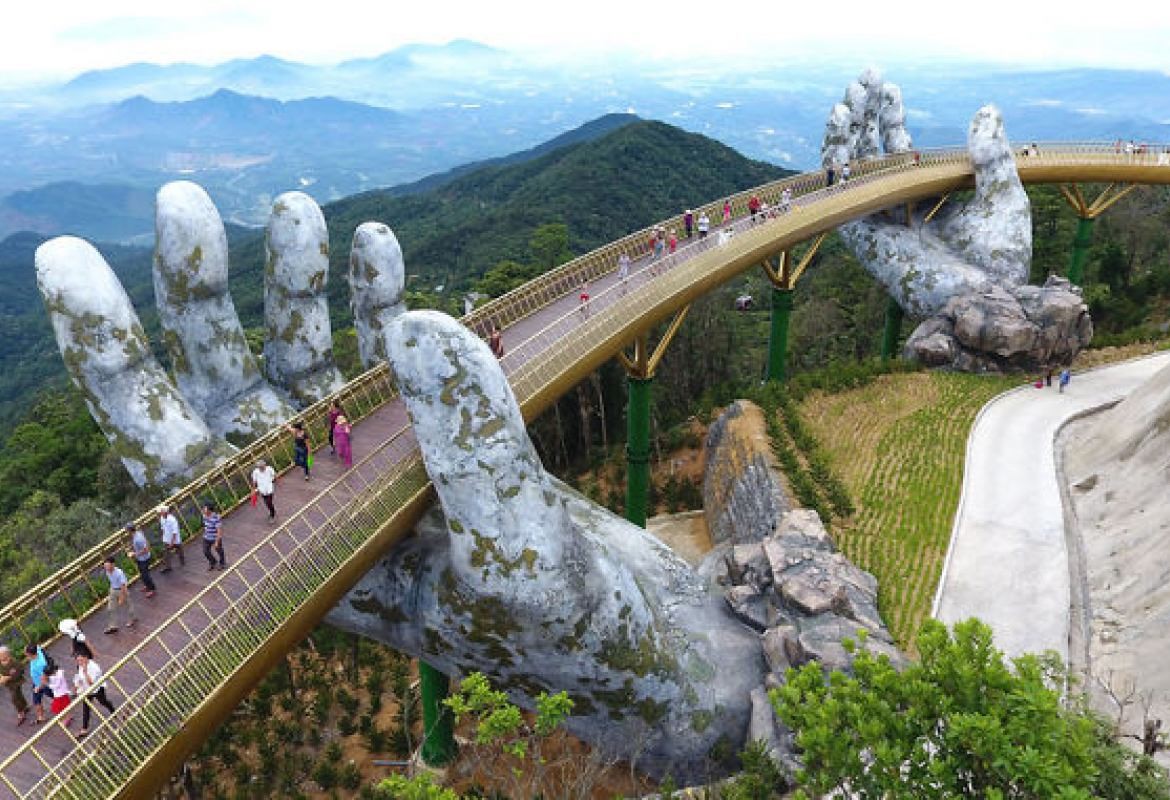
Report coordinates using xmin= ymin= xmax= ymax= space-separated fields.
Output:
xmin=202 ymin=503 xmax=225 ymax=571
xmin=668 ymin=229 xmax=677 ymax=254
xmin=251 ymin=459 xmax=277 ymax=520
xmin=158 ymin=504 xmax=184 ymax=571
xmin=722 ymin=199 xmax=731 ymax=224
xmin=616 ymin=253 xmax=631 ymax=290
xmin=697 ymin=212 xmax=710 ymax=239
xmin=59 ymin=619 xmax=96 ymax=661
xmin=780 ymin=187 xmax=792 ymax=213
xmin=46 ymin=660 xmax=73 ymax=727
xmin=683 ymin=209 xmax=694 ymax=239
xmin=0 ymin=646 xmax=28 ymax=725
xmin=24 ymin=644 xmax=48 ymax=724
xmin=488 ymin=326 xmax=505 ymax=358
xmin=103 ymin=556 xmax=136 ymax=634
xmin=126 ymin=523 xmax=156 ymax=597
xmin=748 ymin=194 xmax=761 ymax=222
xmin=841 ymin=162 xmax=851 ymax=182
xmin=826 ymin=163 xmax=836 ymax=186
xmin=334 ymin=413 xmax=353 ymax=469
xmin=287 ymin=422 xmax=312 ymax=480
xmin=1059 ymin=368 xmax=1071 ymax=393
xmin=578 ymin=280 xmax=591 ymax=317
xmin=326 ymin=400 xmax=343 ymax=454
xmin=73 ymin=652 xmax=115 ymax=737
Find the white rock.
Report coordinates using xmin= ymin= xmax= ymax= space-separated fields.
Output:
xmin=36 ymin=236 xmax=230 ymax=485
xmin=263 ymin=192 xmax=346 ymax=404
xmin=154 ymin=181 xmax=295 ymax=439
xmin=348 ymin=222 xmax=406 ymax=369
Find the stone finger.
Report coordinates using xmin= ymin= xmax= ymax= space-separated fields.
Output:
xmin=934 ymin=105 xmax=1031 ymax=288
xmin=263 ymin=192 xmax=346 ymax=405
xmin=36 ymin=236 xmax=232 ymax=487
xmin=154 ymin=181 xmax=296 ymax=442
xmin=348 ymin=222 xmax=405 ymax=369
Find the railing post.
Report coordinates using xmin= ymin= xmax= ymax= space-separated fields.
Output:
xmin=1067 ymin=216 xmax=1095 ymax=286
xmin=881 ymin=297 xmax=904 ymax=363
xmin=625 ymin=375 xmax=653 ymax=528
xmin=767 ymin=286 xmax=793 ymax=383
xmin=419 ymin=660 xmax=457 ymax=766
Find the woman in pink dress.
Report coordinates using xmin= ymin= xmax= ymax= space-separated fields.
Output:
xmin=333 ymin=413 xmax=353 ymax=468
xmin=722 ymin=199 xmax=732 ymax=224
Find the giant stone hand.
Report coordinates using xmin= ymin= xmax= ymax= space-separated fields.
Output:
xmin=824 ymin=69 xmax=1092 ymax=371
xmin=37 ymin=181 xmax=405 ymax=486
xmin=327 ymin=310 xmax=764 ymax=780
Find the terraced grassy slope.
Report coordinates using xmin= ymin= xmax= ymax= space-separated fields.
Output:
xmin=800 ymin=372 xmax=1018 ymax=647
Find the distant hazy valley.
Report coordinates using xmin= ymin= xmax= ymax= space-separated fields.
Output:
xmin=1 ymin=41 xmax=1169 ymax=242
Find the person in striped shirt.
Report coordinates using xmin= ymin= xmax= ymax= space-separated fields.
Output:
xmin=201 ymin=502 xmax=226 ymax=572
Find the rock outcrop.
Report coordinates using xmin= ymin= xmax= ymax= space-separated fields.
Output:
xmin=263 ymin=191 xmax=347 ymax=404
xmin=703 ymin=400 xmax=790 ymax=545
xmin=702 ymin=400 xmax=905 ymax=771
xmin=1062 ymin=360 xmax=1170 ymax=763
xmin=154 ymin=181 xmax=296 ymax=441
xmin=823 ymin=69 xmax=1091 ymax=371
xmin=905 ymin=275 xmax=1093 ymax=372
xmin=328 ymin=310 xmax=764 ymax=781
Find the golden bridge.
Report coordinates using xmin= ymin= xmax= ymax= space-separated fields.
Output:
xmin=0 ymin=143 xmax=1167 ymax=798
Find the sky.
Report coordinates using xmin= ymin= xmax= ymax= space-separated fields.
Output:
xmin=4 ymin=0 xmax=1170 ymax=83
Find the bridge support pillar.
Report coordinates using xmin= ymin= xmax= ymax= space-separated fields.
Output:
xmin=617 ymin=309 xmax=691 ymax=528
xmin=1067 ymin=216 xmax=1095 ymax=286
xmin=1058 ymin=182 xmax=1139 ymax=286
xmin=881 ymin=297 xmax=904 ymax=363
xmin=760 ymin=234 xmax=825 ymax=383
xmin=420 ymin=660 xmax=457 ymax=766
xmin=767 ymin=286 xmax=793 ymax=383
xmin=625 ymin=375 xmax=652 ymax=528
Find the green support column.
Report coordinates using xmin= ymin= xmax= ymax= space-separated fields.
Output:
xmin=625 ymin=376 xmax=652 ymax=528
xmin=881 ymin=297 xmax=904 ymax=363
xmin=419 ymin=660 xmax=456 ymax=766
xmin=767 ymin=286 xmax=794 ymax=383
xmin=1067 ymin=215 xmax=1095 ymax=286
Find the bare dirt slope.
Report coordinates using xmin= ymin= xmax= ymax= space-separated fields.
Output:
xmin=1062 ymin=360 xmax=1170 ymax=760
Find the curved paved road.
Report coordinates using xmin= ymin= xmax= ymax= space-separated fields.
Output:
xmin=932 ymin=352 xmax=1170 ymax=661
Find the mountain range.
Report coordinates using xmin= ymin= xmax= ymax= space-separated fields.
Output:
xmin=0 ymin=42 xmax=1168 ymax=243
xmin=0 ymin=115 xmax=788 ymax=426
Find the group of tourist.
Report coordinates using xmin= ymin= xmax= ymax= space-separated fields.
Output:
xmin=0 ymin=618 xmax=113 ymax=738
xmin=0 ymin=406 xmax=359 ymax=742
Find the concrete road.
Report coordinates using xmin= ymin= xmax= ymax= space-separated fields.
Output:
xmin=932 ymin=352 xmax=1170 ymax=661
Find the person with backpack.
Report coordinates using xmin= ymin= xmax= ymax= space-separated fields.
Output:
xmin=23 ymin=644 xmax=49 ymax=724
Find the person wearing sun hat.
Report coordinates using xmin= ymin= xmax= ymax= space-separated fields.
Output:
xmin=58 ymin=619 xmax=95 ymax=660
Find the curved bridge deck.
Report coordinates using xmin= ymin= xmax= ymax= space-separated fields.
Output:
xmin=0 ymin=143 xmax=1167 ymax=798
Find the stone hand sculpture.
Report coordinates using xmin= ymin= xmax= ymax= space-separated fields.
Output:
xmin=37 ymin=180 xmax=406 ymax=486
xmin=327 ymin=310 xmax=765 ymax=780
xmin=824 ymin=69 xmax=1092 ymax=371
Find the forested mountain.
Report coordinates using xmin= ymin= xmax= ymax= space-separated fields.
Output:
xmin=0 ymin=115 xmax=788 ymax=427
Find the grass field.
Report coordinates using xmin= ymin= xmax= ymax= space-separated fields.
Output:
xmin=799 ymin=371 xmax=1019 ymax=648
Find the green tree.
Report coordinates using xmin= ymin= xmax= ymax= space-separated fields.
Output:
xmin=772 ymin=619 xmax=1169 ymax=800
xmin=528 ymin=222 xmax=572 ymax=270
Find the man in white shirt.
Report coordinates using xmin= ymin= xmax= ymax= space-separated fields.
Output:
xmin=251 ymin=459 xmax=277 ymax=520
xmin=158 ymin=505 xmax=184 ymax=571
xmin=102 ymin=557 xmax=136 ymax=634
